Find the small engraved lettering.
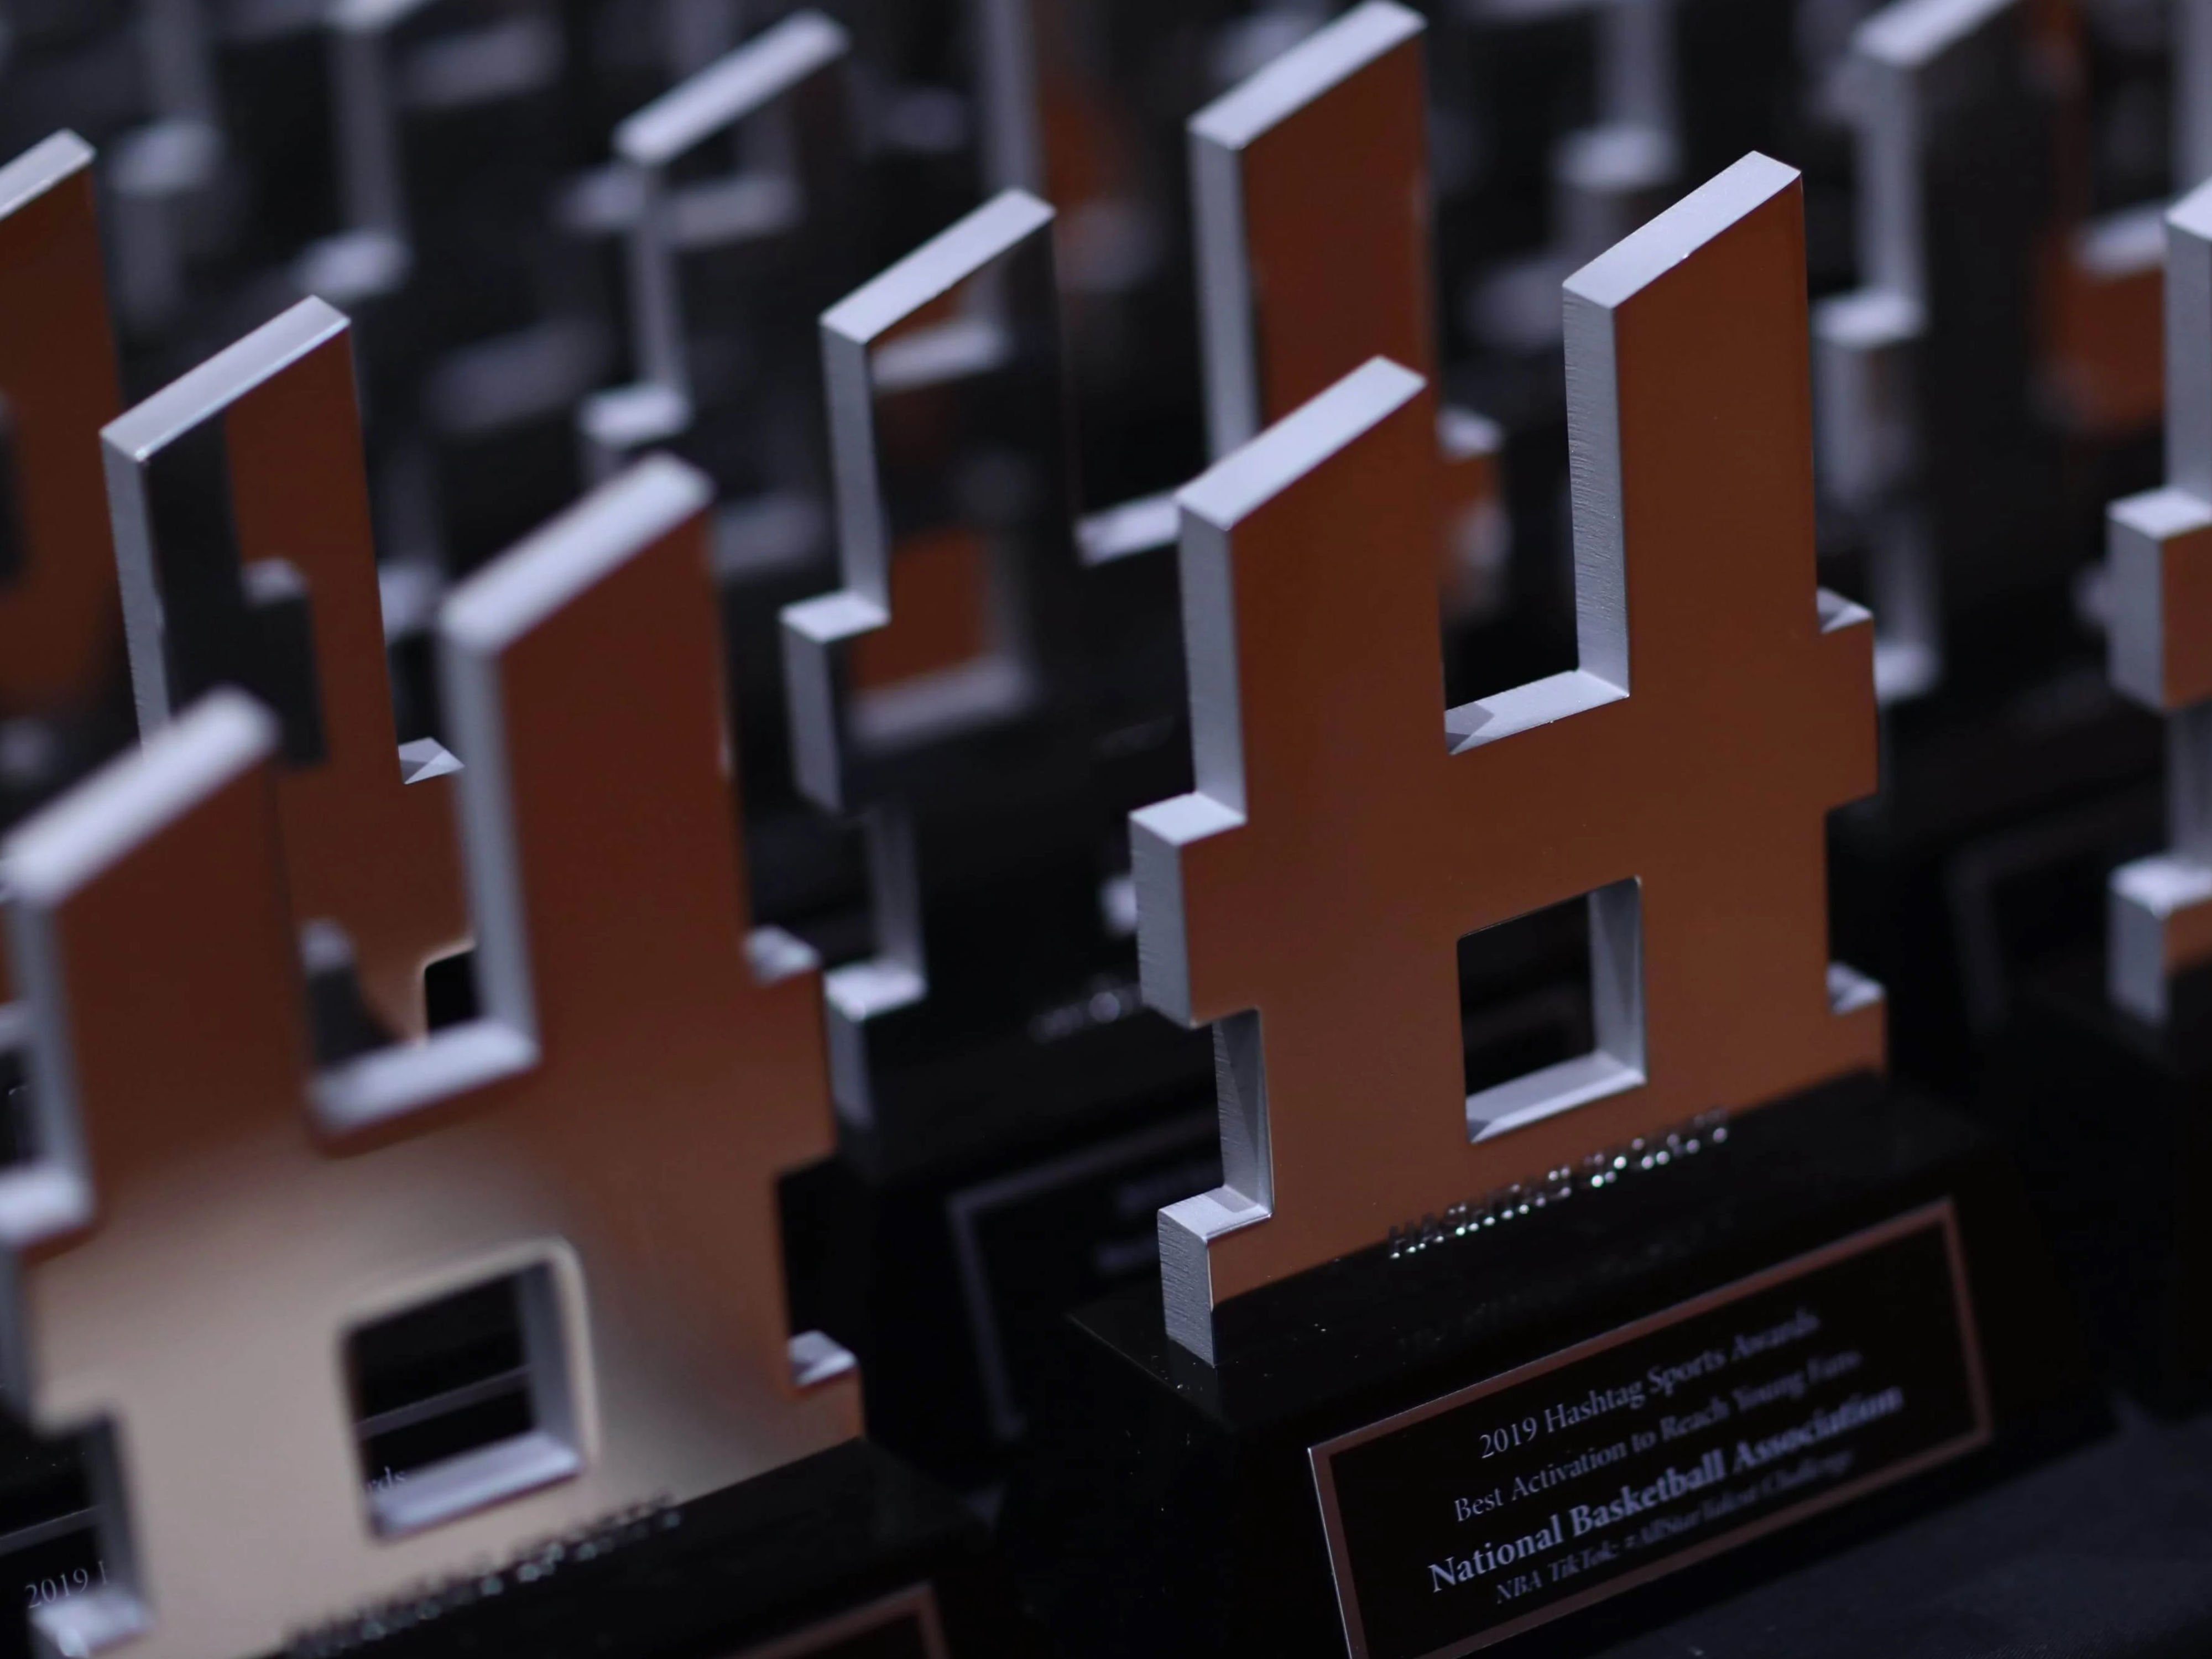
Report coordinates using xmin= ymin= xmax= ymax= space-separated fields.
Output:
xmin=1542 ymin=1383 xmax=1645 ymax=1434
xmin=1311 ymin=1207 xmax=1986 ymax=1659
xmin=1646 ymin=1349 xmax=1728 ymax=1399
xmin=1452 ymin=1487 xmax=1503 ymax=1522
xmin=1426 ymin=1514 xmax=1563 ymax=1594
xmin=1731 ymin=1388 xmax=1906 ymax=1472
xmin=1730 ymin=1306 xmax=1819 ymax=1361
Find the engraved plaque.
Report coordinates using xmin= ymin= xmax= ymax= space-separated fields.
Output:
xmin=0 ymin=132 xmax=122 ymax=718
xmin=1311 ymin=1204 xmax=1989 ymax=1659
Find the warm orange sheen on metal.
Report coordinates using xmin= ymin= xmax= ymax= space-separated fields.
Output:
xmin=849 ymin=525 xmax=994 ymax=690
xmin=2036 ymin=0 xmax=2163 ymax=441
xmin=1223 ymin=11 xmax=1433 ymax=422
xmin=1138 ymin=158 xmax=1883 ymax=1348
xmin=0 ymin=133 xmax=122 ymax=716
xmin=2046 ymin=244 xmax=2163 ymax=439
xmin=219 ymin=307 xmax=467 ymax=1039
xmin=1 ymin=462 xmax=857 ymax=1659
xmin=1193 ymin=2 xmax=1504 ymax=623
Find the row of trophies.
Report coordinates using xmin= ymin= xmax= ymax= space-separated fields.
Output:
xmin=0 ymin=0 xmax=2209 ymax=1656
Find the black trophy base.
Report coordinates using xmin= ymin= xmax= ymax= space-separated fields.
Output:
xmin=1004 ymin=1073 xmax=2102 ymax=1659
xmin=268 ymin=1440 xmax=1044 ymax=1659
xmin=1825 ymin=588 xmax=2163 ymax=1094
xmin=1585 ymin=1396 xmax=2212 ymax=1658
xmin=782 ymin=915 xmax=1599 ymax=1490
xmin=782 ymin=1046 xmax=1220 ymax=1489
xmin=1980 ymin=953 xmax=2212 ymax=1414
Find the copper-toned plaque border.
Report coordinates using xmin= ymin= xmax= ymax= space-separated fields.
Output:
xmin=1308 ymin=1199 xmax=1991 ymax=1659
xmin=729 ymin=1580 xmax=947 ymax=1658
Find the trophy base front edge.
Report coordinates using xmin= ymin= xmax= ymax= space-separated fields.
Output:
xmin=264 ymin=1438 xmax=1046 ymax=1659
